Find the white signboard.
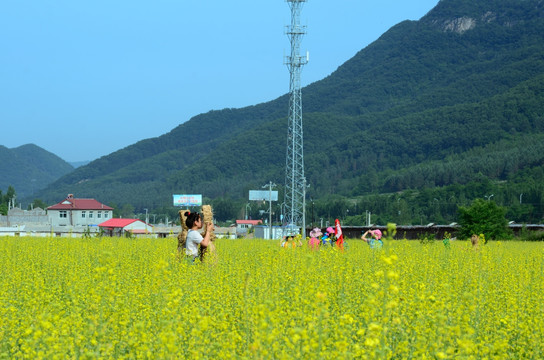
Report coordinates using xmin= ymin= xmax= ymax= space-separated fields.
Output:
xmin=249 ymin=190 xmax=278 ymax=201
xmin=173 ymin=194 xmax=202 ymax=207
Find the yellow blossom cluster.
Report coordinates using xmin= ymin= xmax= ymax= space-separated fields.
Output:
xmin=0 ymin=236 xmax=543 ymax=358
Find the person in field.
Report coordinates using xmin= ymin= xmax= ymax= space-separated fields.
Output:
xmin=322 ymin=226 xmax=336 ymax=246
xmin=280 ymin=235 xmax=292 ymax=247
xmin=361 ymin=229 xmax=383 ymax=249
xmin=309 ymin=227 xmax=322 ymax=250
xmin=184 ymin=211 xmax=214 ymax=263
xmin=281 ymin=235 xmax=302 ymax=248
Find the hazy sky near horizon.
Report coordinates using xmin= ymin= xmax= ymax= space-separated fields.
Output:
xmin=1 ymin=0 xmax=439 ymax=162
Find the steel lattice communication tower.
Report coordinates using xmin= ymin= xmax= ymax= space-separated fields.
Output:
xmin=284 ymin=0 xmax=308 ymax=235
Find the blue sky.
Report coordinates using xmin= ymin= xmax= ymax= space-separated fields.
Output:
xmin=1 ymin=0 xmax=439 ymax=162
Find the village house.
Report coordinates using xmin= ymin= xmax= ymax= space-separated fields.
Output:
xmin=235 ymin=219 xmax=263 ymax=237
xmin=47 ymin=194 xmax=113 ymax=227
xmin=98 ymin=218 xmax=154 ymax=237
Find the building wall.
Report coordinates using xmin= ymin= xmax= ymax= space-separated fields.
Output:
xmin=236 ymin=222 xmax=262 ymax=236
xmin=254 ymin=226 xmax=284 ymax=240
xmin=124 ymin=222 xmax=152 ymax=232
xmin=236 ymin=224 xmax=250 ymax=235
xmin=49 ymin=210 xmax=113 ymax=226
xmin=0 ymin=208 xmax=49 ymax=226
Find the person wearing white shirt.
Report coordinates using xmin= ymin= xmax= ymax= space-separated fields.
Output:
xmin=184 ymin=211 xmax=214 ymax=263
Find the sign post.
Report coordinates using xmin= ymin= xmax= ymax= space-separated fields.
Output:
xmin=249 ymin=185 xmax=278 ymax=239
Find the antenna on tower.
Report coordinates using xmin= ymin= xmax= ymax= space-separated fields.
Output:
xmin=284 ymin=0 xmax=308 ymax=238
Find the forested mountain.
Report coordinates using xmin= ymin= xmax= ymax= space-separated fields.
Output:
xmin=69 ymin=161 xmax=90 ymax=169
xmin=32 ymin=0 xmax=544 ymax=225
xmin=0 ymin=144 xmax=74 ymax=198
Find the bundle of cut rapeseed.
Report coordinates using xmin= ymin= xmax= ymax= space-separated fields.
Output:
xmin=177 ymin=209 xmax=190 ymax=252
xmin=200 ymin=205 xmax=216 ymax=262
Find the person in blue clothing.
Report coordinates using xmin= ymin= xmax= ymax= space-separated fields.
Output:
xmin=321 ymin=226 xmax=336 ymax=246
xmin=361 ymin=229 xmax=383 ymax=248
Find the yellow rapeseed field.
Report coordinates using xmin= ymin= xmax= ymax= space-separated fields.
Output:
xmin=1 ymin=236 xmax=543 ymax=359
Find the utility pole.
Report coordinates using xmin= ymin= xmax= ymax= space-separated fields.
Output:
xmin=302 ymin=178 xmax=306 ymax=238
xmin=263 ymin=182 xmax=276 ymax=239
xmin=284 ymin=0 xmax=308 ymax=236
xmin=245 ymin=203 xmax=251 ymax=220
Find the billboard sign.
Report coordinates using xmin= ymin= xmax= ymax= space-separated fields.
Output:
xmin=249 ymin=190 xmax=278 ymax=201
xmin=173 ymin=194 xmax=202 ymax=207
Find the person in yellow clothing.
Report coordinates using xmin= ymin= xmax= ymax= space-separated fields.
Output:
xmin=281 ymin=235 xmax=302 ymax=248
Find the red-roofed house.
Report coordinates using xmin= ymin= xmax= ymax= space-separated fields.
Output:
xmin=236 ymin=219 xmax=263 ymax=237
xmin=98 ymin=218 xmax=153 ymax=237
xmin=47 ymin=194 xmax=114 ymax=227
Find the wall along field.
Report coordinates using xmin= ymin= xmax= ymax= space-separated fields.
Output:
xmin=1 ymin=237 xmax=543 ymax=358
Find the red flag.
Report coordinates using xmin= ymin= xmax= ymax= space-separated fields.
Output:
xmin=335 ymin=218 xmax=344 ymax=250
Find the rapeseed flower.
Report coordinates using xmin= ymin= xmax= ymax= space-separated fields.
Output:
xmin=0 ymin=236 xmax=542 ymax=358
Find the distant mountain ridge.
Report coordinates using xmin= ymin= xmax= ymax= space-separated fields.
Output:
xmin=0 ymin=144 xmax=74 ymax=198
xmin=69 ymin=161 xmax=91 ymax=169
xmin=33 ymin=0 xmax=544 ymax=221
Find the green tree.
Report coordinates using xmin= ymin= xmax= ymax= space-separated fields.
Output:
xmin=211 ymin=197 xmax=240 ymax=223
xmin=120 ymin=204 xmax=135 ymax=219
xmin=457 ymin=198 xmax=511 ymax=240
xmin=4 ymin=186 xmax=16 ymax=206
xmin=28 ymin=199 xmax=49 ymax=210
xmin=109 ymin=203 xmax=120 ymax=218
xmin=0 ymin=186 xmax=16 ymax=215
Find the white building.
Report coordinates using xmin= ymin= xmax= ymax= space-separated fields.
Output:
xmin=235 ymin=219 xmax=263 ymax=237
xmin=47 ymin=194 xmax=113 ymax=227
xmin=254 ymin=225 xmax=284 ymax=240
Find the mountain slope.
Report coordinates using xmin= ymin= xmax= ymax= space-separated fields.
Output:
xmin=34 ymin=0 xmax=544 ymax=214
xmin=0 ymin=144 xmax=74 ymax=198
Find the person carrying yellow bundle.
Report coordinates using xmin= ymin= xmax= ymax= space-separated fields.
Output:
xmin=183 ymin=211 xmax=214 ymax=263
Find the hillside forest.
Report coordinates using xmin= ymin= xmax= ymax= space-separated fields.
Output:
xmin=9 ymin=0 xmax=544 ymax=228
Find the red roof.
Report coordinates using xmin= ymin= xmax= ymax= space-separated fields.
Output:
xmin=48 ymin=196 xmax=113 ymax=211
xmin=98 ymin=218 xmax=140 ymax=228
xmin=236 ymin=220 xmax=263 ymax=225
